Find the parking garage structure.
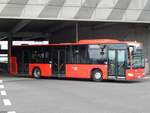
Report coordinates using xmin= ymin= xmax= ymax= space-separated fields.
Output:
xmin=0 ymin=0 xmax=150 ymax=75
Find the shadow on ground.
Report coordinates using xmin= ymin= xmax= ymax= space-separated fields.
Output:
xmin=0 ymin=72 xmax=147 ymax=84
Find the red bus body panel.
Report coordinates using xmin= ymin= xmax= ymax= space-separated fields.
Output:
xmin=66 ymin=64 xmax=108 ymax=79
xmin=10 ymin=57 xmax=18 ymax=75
xmin=126 ymin=68 xmax=145 ymax=80
xmin=29 ymin=64 xmax=52 ymax=77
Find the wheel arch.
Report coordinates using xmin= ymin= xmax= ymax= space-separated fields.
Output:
xmin=32 ymin=66 xmax=41 ymax=76
xmin=90 ymin=68 xmax=103 ymax=78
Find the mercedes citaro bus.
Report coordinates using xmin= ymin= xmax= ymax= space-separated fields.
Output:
xmin=10 ymin=39 xmax=145 ymax=81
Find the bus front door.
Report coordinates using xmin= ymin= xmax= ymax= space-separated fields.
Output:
xmin=52 ymin=47 xmax=66 ymax=77
xmin=108 ymin=49 xmax=126 ymax=80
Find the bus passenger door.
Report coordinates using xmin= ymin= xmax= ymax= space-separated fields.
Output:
xmin=19 ymin=49 xmax=29 ymax=74
xmin=108 ymin=50 xmax=116 ymax=79
xmin=52 ymin=47 xmax=66 ymax=77
xmin=108 ymin=49 xmax=126 ymax=80
xmin=117 ymin=50 xmax=126 ymax=78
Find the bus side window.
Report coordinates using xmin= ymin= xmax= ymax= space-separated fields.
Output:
xmin=43 ymin=47 xmax=51 ymax=63
xmin=31 ymin=47 xmax=45 ymax=63
xmin=88 ymin=45 xmax=107 ymax=64
xmin=79 ymin=45 xmax=88 ymax=64
xmin=72 ymin=46 xmax=79 ymax=64
xmin=66 ymin=46 xmax=73 ymax=64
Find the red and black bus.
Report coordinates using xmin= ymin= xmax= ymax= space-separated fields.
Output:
xmin=10 ymin=39 xmax=145 ymax=81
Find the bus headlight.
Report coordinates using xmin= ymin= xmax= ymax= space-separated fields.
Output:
xmin=138 ymin=76 xmax=141 ymax=79
xmin=128 ymin=73 xmax=134 ymax=77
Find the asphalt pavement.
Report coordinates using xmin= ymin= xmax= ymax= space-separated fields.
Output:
xmin=0 ymin=74 xmax=150 ymax=113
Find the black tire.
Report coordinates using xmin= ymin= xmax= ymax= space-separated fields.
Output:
xmin=32 ymin=68 xmax=41 ymax=79
xmin=91 ymin=70 xmax=103 ymax=82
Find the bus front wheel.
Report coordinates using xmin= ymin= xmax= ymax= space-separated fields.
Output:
xmin=91 ymin=70 xmax=103 ymax=82
xmin=32 ymin=68 xmax=41 ymax=79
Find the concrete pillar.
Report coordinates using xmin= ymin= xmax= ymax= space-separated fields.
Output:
xmin=75 ymin=23 xmax=79 ymax=43
xmin=7 ymin=33 xmax=12 ymax=73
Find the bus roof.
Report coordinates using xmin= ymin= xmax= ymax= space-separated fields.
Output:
xmin=13 ymin=39 xmax=125 ymax=47
xmin=78 ymin=39 xmax=121 ymax=44
xmin=123 ymin=41 xmax=143 ymax=48
xmin=13 ymin=39 xmax=142 ymax=47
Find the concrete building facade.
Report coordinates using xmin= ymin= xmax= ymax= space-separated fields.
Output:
xmin=0 ymin=0 xmax=150 ymax=23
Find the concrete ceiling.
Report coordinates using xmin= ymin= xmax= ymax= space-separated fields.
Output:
xmin=1 ymin=0 xmax=150 ymax=23
xmin=0 ymin=18 xmax=149 ymax=41
xmin=0 ymin=19 xmax=105 ymax=40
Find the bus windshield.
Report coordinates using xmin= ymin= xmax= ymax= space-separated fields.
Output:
xmin=132 ymin=54 xmax=144 ymax=68
xmin=129 ymin=46 xmax=145 ymax=68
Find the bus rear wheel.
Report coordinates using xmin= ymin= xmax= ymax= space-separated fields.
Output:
xmin=33 ymin=68 xmax=41 ymax=79
xmin=91 ymin=70 xmax=103 ymax=82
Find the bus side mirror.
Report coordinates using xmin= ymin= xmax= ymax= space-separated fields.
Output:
xmin=100 ymin=52 xmax=104 ymax=55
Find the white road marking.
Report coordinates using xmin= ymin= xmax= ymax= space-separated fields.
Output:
xmin=0 ymin=85 xmax=4 ymax=89
xmin=0 ymin=79 xmax=16 ymax=112
xmin=0 ymin=80 xmax=3 ymax=83
xmin=0 ymin=90 xmax=7 ymax=96
xmin=7 ymin=111 xmax=16 ymax=113
xmin=3 ymin=99 xmax=12 ymax=106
